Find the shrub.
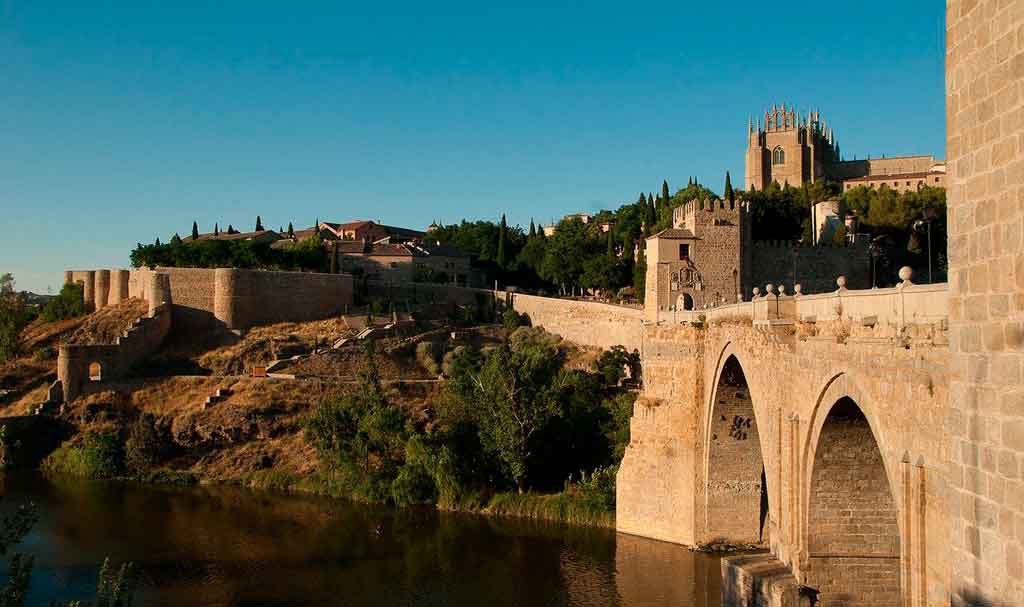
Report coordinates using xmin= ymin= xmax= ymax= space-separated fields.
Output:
xmin=415 ymin=341 xmax=441 ymax=376
xmin=572 ymin=465 xmax=617 ymax=510
xmin=502 ymin=308 xmax=522 ymax=330
xmin=42 ymin=432 xmax=124 ymax=479
xmin=124 ymin=413 xmax=164 ymax=473
xmin=41 ymin=282 xmax=87 ymax=322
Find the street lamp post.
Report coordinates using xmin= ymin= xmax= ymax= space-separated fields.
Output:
xmin=914 ymin=209 xmax=937 ymax=284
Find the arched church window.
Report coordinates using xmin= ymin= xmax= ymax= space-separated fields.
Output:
xmin=772 ymin=147 xmax=785 ymax=165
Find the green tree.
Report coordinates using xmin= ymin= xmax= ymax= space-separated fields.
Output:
xmin=0 ymin=278 xmax=35 ymax=363
xmin=661 ymin=180 xmax=670 ymax=207
xmin=540 ymin=218 xmax=594 ymax=292
xmin=461 ymin=341 xmax=561 ymax=492
xmin=304 ymin=340 xmax=409 ymax=500
xmin=288 ymin=222 xmax=294 ymax=237
xmin=255 ymin=216 xmax=263 ymax=232
xmin=528 ymin=219 xmax=536 ymax=238
xmin=214 ymin=223 xmax=219 ymax=236
xmin=496 ymin=214 xmax=508 ymax=269
xmin=42 ymin=282 xmax=87 ymax=322
xmin=724 ymin=171 xmax=734 ymax=203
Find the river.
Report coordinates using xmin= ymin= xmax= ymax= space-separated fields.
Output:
xmin=0 ymin=473 xmax=723 ymax=606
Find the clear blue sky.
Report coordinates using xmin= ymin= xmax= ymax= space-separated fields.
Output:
xmin=2 ymin=1 xmax=946 ymax=294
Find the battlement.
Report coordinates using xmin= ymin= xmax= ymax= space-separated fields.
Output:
xmin=673 ymin=197 xmax=748 ymax=230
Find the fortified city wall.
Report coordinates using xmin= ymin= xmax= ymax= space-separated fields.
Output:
xmin=56 ymin=272 xmax=173 ymax=402
xmin=67 ymin=267 xmax=355 ymax=331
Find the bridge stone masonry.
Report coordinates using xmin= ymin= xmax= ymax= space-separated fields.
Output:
xmin=618 ymin=273 xmax=952 ymax=606
xmin=615 ymin=3 xmax=1024 ymax=605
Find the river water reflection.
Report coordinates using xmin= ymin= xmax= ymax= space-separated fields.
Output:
xmin=0 ymin=474 xmax=721 ymax=607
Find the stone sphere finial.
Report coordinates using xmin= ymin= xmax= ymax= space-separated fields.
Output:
xmin=794 ymin=283 xmax=802 ymax=295
xmin=778 ymin=284 xmax=786 ymax=296
xmin=899 ymin=266 xmax=914 ymax=283
xmin=836 ymin=276 xmax=847 ymax=289
xmin=765 ymin=283 xmax=774 ymax=295
xmin=736 ymin=292 xmax=743 ymax=303
xmin=753 ymin=287 xmax=761 ymax=297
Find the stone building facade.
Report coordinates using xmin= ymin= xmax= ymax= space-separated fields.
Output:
xmin=644 ymin=197 xmax=869 ymax=317
xmin=745 ymin=105 xmax=945 ymax=193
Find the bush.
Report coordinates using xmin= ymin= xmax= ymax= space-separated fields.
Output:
xmin=415 ymin=341 xmax=441 ymax=376
xmin=502 ymin=308 xmax=522 ymax=330
xmin=41 ymin=282 xmax=87 ymax=322
xmin=42 ymin=432 xmax=124 ymax=479
xmin=0 ymin=292 xmax=36 ymax=363
xmin=124 ymin=413 xmax=164 ymax=473
xmin=593 ymin=345 xmax=641 ymax=387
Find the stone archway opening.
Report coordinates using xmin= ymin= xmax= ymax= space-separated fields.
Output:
xmin=88 ymin=362 xmax=103 ymax=381
xmin=678 ymin=293 xmax=694 ymax=311
xmin=807 ymin=397 xmax=900 ymax=606
xmin=705 ymin=355 xmax=768 ymax=546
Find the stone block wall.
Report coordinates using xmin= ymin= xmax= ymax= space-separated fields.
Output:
xmin=57 ymin=272 xmax=172 ymax=401
xmin=73 ymin=267 xmax=355 ymax=331
xmin=508 ymin=292 xmax=645 ymax=352
xmin=748 ymin=241 xmax=871 ymax=296
xmin=946 ymin=1 xmax=1024 ymax=604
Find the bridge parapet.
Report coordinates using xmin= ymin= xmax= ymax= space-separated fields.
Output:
xmin=653 ymin=267 xmax=947 ymax=329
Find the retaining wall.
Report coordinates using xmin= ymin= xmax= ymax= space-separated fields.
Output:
xmin=509 ymin=292 xmax=644 ymax=352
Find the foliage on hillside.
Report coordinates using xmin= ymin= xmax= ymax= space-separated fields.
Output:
xmin=302 ymin=328 xmax=637 ymax=519
xmin=129 ymin=233 xmax=329 ymax=272
xmin=0 ymin=274 xmax=38 ymax=364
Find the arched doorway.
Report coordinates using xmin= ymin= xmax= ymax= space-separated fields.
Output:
xmin=807 ymin=397 xmax=900 ymax=606
xmin=705 ymin=355 xmax=768 ymax=545
xmin=677 ymin=293 xmax=694 ymax=311
xmin=88 ymin=362 xmax=102 ymax=381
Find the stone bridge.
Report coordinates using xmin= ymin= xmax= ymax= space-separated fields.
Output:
xmin=617 ymin=276 xmax=952 ymax=606
xmin=614 ymin=4 xmax=1024 ymax=605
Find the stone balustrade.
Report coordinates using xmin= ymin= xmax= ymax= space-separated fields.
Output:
xmin=654 ymin=267 xmax=947 ymax=328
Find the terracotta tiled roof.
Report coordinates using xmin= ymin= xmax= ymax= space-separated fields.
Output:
xmin=183 ymin=230 xmax=280 ymax=243
xmin=843 ymin=171 xmax=945 ymax=182
xmin=647 ymin=228 xmax=698 ymax=240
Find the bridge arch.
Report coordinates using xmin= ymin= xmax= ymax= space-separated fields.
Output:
xmin=802 ymin=374 xmax=902 ymax=606
xmin=701 ymin=342 xmax=772 ymax=546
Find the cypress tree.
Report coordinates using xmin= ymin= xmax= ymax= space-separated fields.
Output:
xmin=724 ymin=171 xmax=734 ymax=203
xmin=255 ymin=216 xmax=263 ymax=231
xmin=214 ymin=223 xmax=219 ymax=236
xmin=171 ymin=233 xmax=182 ymax=244
xmin=288 ymin=222 xmax=294 ymax=237
xmin=155 ymin=237 xmax=161 ymax=246
xmin=607 ymin=228 xmax=615 ymax=256
xmin=688 ymin=176 xmax=693 ymax=187
xmin=661 ymin=180 xmax=670 ymax=206
xmin=529 ymin=219 xmax=536 ymax=238
xmin=192 ymin=221 xmax=199 ymax=240
xmin=497 ymin=214 xmax=508 ymax=268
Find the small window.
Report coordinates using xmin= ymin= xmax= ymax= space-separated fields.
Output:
xmin=906 ymin=181 xmax=911 ymax=186
xmin=88 ymin=362 xmax=102 ymax=381
xmin=935 ymin=177 xmax=940 ymax=182
xmin=679 ymin=244 xmax=690 ymax=259
xmin=772 ymin=147 xmax=785 ymax=165
xmin=389 ymin=262 xmax=398 ymax=269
